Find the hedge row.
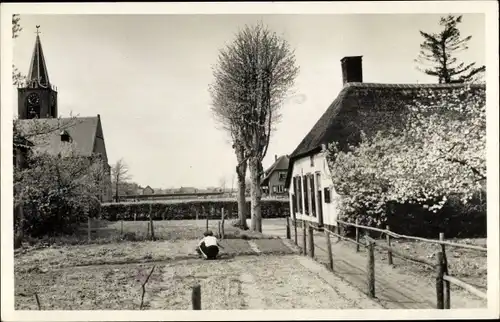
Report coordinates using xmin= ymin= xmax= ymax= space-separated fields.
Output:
xmin=99 ymin=199 xmax=290 ymax=221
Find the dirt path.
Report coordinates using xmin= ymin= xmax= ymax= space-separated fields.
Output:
xmin=257 ymin=219 xmax=487 ymax=309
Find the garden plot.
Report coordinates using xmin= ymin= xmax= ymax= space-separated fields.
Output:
xmin=15 ymin=255 xmax=382 ymax=310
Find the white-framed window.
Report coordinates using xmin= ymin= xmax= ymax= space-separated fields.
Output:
xmin=310 ymin=155 xmax=314 ymax=167
xmin=277 ymin=185 xmax=285 ymax=193
xmin=278 ymin=172 xmax=287 ymax=181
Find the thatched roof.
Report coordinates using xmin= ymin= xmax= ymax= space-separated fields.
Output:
xmin=285 ymin=82 xmax=486 ymax=187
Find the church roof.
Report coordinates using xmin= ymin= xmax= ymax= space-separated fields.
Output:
xmin=27 ymin=31 xmax=51 ymax=87
xmin=16 ymin=116 xmax=105 ymax=159
xmin=285 ymin=82 xmax=486 ymax=188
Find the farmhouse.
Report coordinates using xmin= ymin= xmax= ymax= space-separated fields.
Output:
xmin=285 ymin=56 xmax=486 ymax=231
xmin=261 ymin=154 xmax=289 ymax=196
xmin=15 ymin=28 xmax=112 ymax=202
xmin=142 ymin=185 xmax=155 ymax=195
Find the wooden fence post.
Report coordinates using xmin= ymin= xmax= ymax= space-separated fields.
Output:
xmin=149 ymin=215 xmax=155 ymax=240
xmin=355 ymin=218 xmax=360 ymax=252
xmin=221 ymin=207 xmax=225 ymax=239
xmin=195 ymin=209 xmax=199 ymax=221
xmin=285 ymin=217 xmax=291 ymax=239
xmin=218 ymin=221 xmax=222 ymax=238
xmin=436 ymin=251 xmax=445 ymax=309
xmin=120 ymin=220 xmax=123 ymax=236
xmin=293 ymin=217 xmax=298 ymax=245
xmin=192 ymin=284 xmax=201 ymax=310
xmin=325 ymin=229 xmax=334 ymax=271
xmin=205 ymin=206 xmax=209 ymax=232
xmin=440 ymin=232 xmax=450 ymax=309
xmin=147 ymin=221 xmax=150 ymax=237
xmin=367 ymin=240 xmax=375 ymax=298
xmin=134 ymin=213 xmax=137 ymax=221
xmin=386 ymin=225 xmax=393 ymax=265
xmin=336 ymin=220 xmax=341 ymax=242
xmin=87 ymin=216 xmax=91 ymax=243
xmin=302 ymin=221 xmax=307 ymax=256
xmin=308 ymin=224 xmax=314 ymax=258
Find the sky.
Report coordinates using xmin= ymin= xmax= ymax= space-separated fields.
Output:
xmin=12 ymin=14 xmax=485 ymax=189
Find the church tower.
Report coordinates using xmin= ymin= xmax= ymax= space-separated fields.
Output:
xmin=17 ymin=26 xmax=58 ymax=119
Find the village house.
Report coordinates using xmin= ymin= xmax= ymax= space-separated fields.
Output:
xmin=261 ymin=154 xmax=289 ymax=196
xmin=16 ymin=28 xmax=112 ymax=202
xmin=142 ymin=185 xmax=155 ymax=195
xmin=285 ymin=56 xmax=485 ymax=231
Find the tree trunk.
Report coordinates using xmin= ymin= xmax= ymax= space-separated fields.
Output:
xmin=13 ymin=203 xmax=24 ymax=249
xmin=235 ymin=145 xmax=248 ymax=230
xmin=249 ymin=157 xmax=262 ymax=232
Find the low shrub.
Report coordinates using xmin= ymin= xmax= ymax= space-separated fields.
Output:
xmin=99 ymin=199 xmax=289 ymax=221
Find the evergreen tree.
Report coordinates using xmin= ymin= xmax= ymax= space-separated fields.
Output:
xmin=416 ymin=15 xmax=485 ymax=83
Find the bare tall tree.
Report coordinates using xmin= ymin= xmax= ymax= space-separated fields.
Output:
xmin=415 ymin=15 xmax=485 ymax=83
xmin=210 ymin=23 xmax=299 ymax=232
xmin=111 ymin=158 xmax=131 ymax=202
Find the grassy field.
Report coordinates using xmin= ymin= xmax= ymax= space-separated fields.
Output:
xmin=15 ymin=255 xmax=382 ymax=310
xmin=21 ymin=219 xmax=278 ymax=247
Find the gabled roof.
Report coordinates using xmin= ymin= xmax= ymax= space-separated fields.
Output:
xmin=143 ymin=185 xmax=155 ymax=194
xmin=286 ymin=82 xmax=486 ymax=187
xmin=262 ymin=155 xmax=289 ymax=185
xmin=17 ymin=116 xmax=104 ymax=158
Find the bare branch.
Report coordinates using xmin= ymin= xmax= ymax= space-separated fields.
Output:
xmin=34 ymin=292 xmax=41 ymax=310
xmin=140 ymin=265 xmax=156 ymax=310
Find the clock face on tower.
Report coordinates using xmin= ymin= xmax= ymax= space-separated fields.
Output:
xmin=27 ymin=93 xmax=40 ymax=106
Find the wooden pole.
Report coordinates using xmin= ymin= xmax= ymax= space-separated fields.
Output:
xmin=205 ymin=206 xmax=209 ymax=232
xmin=218 ymin=221 xmax=221 ymax=239
xmin=149 ymin=215 xmax=155 ymax=240
xmin=302 ymin=221 xmax=307 ymax=256
xmin=308 ymin=224 xmax=314 ymax=258
xmin=221 ymin=208 xmax=225 ymax=239
xmin=120 ymin=220 xmax=123 ymax=236
xmin=355 ymin=218 xmax=360 ymax=252
xmin=147 ymin=221 xmax=150 ymax=237
xmin=436 ymin=251 xmax=445 ymax=309
xmin=336 ymin=220 xmax=341 ymax=242
xmin=285 ymin=217 xmax=291 ymax=239
xmin=134 ymin=213 xmax=137 ymax=221
xmin=386 ymin=225 xmax=393 ymax=265
xmin=325 ymin=230 xmax=334 ymax=271
xmin=367 ymin=240 xmax=375 ymax=298
xmin=440 ymin=233 xmax=450 ymax=309
xmin=87 ymin=216 xmax=91 ymax=243
xmin=192 ymin=284 xmax=201 ymax=310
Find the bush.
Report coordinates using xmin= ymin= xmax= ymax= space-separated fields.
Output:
xmin=99 ymin=199 xmax=289 ymax=221
xmin=339 ymin=192 xmax=486 ymax=239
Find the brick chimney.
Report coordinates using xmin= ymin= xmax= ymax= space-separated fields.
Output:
xmin=275 ymin=155 xmax=278 ymax=161
xmin=341 ymin=56 xmax=363 ymax=85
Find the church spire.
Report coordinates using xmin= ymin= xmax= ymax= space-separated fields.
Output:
xmin=27 ymin=26 xmax=50 ymax=87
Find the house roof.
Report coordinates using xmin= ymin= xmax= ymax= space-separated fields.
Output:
xmin=262 ymin=155 xmax=289 ymax=185
xmin=285 ymin=82 xmax=486 ymax=188
xmin=16 ymin=116 xmax=105 ymax=159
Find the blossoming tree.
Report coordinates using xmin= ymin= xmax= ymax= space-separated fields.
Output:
xmin=327 ymin=85 xmax=486 ymax=226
